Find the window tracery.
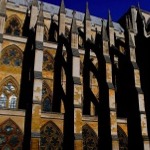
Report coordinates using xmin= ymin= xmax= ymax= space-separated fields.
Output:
xmin=65 ymin=26 xmax=70 ymax=39
xmin=1 ymin=45 xmax=23 ymax=67
xmin=5 ymin=15 xmax=22 ymax=36
xmin=0 ymin=119 xmax=23 ymax=149
xmin=40 ymin=121 xmax=63 ymax=150
xmin=118 ymin=126 xmax=128 ymax=150
xmin=43 ymin=51 xmax=54 ymax=71
xmin=80 ymin=61 xmax=83 ymax=75
xmin=44 ymin=25 xmax=49 ymax=41
xmin=0 ymin=76 xmax=19 ymax=109
xmin=82 ymin=124 xmax=98 ymax=150
xmin=78 ymin=27 xmax=84 ymax=48
xmin=42 ymin=82 xmax=52 ymax=112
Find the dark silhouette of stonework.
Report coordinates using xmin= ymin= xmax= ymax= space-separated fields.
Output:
xmin=0 ymin=0 xmax=150 ymax=149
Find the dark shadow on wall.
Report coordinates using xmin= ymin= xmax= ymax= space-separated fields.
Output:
xmin=19 ymin=25 xmax=35 ymax=149
xmin=52 ymin=34 xmax=74 ymax=150
xmin=135 ymin=13 xmax=150 ymax=140
xmin=82 ymin=38 xmax=112 ymax=149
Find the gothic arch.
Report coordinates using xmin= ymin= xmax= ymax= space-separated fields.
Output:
xmin=42 ymin=81 xmax=52 ymax=112
xmin=0 ymin=75 xmax=19 ymax=109
xmin=5 ymin=14 xmax=22 ymax=36
xmin=43 ymin=51 xmax=54 ymax=71
xmin=40 ymin=121 xmax=63 ymax=149
xmin=1 ymin=44 xmax=23 ymax=67
xmin=117 ymin=125 xmax=128 ymax=150
xmin=82 ymin=124 xmax=98 ymax=150
xmin=0 ymin=118 xmax=23 ymax=149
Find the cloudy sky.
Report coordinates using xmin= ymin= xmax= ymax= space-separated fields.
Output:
xmin=44 ymin=0 xmax=150 ymax=21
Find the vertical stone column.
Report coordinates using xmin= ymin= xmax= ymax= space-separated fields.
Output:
xmin=58 ymin=0 xmax=66 ymax=35
xmin=30 ymin=3 xmax=44 ymax=150
xmin=128 ymin=30 xmax=150 ymax=150
xmin=29 ymin=0 xmax=38 ymax=29
xmin=0 ymin=0 xmax=6 ymax=57
xmin=102 ymin=20 xmax=119 ymax=149
xmin=71 ymin=11 xmax=83 ymax=150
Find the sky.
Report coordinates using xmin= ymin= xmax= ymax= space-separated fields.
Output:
xmin=43 ymin=0 xmax=150 ymax=21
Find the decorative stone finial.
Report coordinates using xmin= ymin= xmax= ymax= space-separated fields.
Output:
xmin=37 ymin=2 xmax=44 ymax=25
xmin=32 ymin=0 xmax=38 ymax=7
xmin=60 ymin=0 xmax=66 ymax=14
xmin=71 ymin=10 xmax=78 ymax=34
xmin=108 ymin=10 xmax=113 ymax=27
xmin=85 ymin=2 xmax=91 ymax=21
xmin=102 ymin=19 xmax=108 ymax=41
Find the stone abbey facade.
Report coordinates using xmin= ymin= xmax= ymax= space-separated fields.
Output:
xmin=0 ymin=0 xmax=150 ymax=149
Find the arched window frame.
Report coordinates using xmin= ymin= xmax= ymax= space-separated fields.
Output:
xmin=43 ymin=51 xmax=54 ymax=71
xmin=82 ymin=124 xmax=98 ymax=150
xmin=42 ymin=81 xmax=52 ymax=112
xmin=0 ymin=118 xmax=23 ymax=149
xmin=40 ymin=121 xmax=63 ymax=149
xmin=0 ymin=76 xmax=19 ymax=109
xmin=117 ymin=125 xmax=128 ymax=150
xmin=5 ymin=15 xmax=22 ymax=36
xmin=1 ymin=44 xmax=23 ymax=67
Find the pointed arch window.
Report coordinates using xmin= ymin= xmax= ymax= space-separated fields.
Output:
xmin=0 ymin=76 xmax=19 ymax=109
xmin=42 ymin=81 xmax=52 ymax=112
xmin=82 ymin=124 xmax=98 ymax=150
xmin=118 ymin=126 xmax=128 ymax=150
xmin=43 ymin=51 xmax=54 ymax=71
xmin=65 ymin=26 xmax=70 ymax=39
xmin=0 ymin=119 xmax=23 ymax=149
xmin=44 ymin=25 xmax=49 ymax=41
xmin=40 ymin=121 xmax=63 ymax=149
xmin=78 ymin=27 xmax=84 ymax=48
xmin=1 ymin=45 xmax=23 ymax=67
xmin=5 ymin=15 xmax=22 ymax=36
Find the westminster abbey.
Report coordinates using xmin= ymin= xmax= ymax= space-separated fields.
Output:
xmin=0 ymin=0 xmax=150 ymax=149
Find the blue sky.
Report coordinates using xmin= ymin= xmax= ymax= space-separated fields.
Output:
xmin=44 ymin=0 xmax=150 ymax=21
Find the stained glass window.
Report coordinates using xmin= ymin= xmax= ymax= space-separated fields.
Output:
xmin=9 ymin=95 xmax=17 ymax=109
xmin=1 ymin=46 xmax=23 ymax=67
xmin=43 ymin=51 xmax=54 ymax=71
xmin=82 ymin=124 xmax=98 ymax=150
xmin=42 ymin=82 xmax=52 ymax=112
xmin=0 ymin=93 xmax=7 ymax=108
xmin=5 ymin=16 xmax=21 ymax=36
xmin=118 ymin=126 xmax=128 ymax=150
xmin=40 ymin=121 xmax=63 ymax=150
xmin=0 ymin=119 xmax=23 ymax=149
xmin=0 ymin=77 xmax=18 ymax=109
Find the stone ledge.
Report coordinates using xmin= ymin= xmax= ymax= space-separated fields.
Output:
xmin=117 ymin=118 xmax=127 ymax=124
xmin=82 ymin=115 xmax=98 ymax=122
xmin=3 ymin=34 xmax=27 ymax=43
xmin=0 ymin=109 xmax=25 ymax=117
xmin=41 ymin=112 xmax=64 ymax=120
xmin=31 ymin=132 xmax=40 ymax=138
